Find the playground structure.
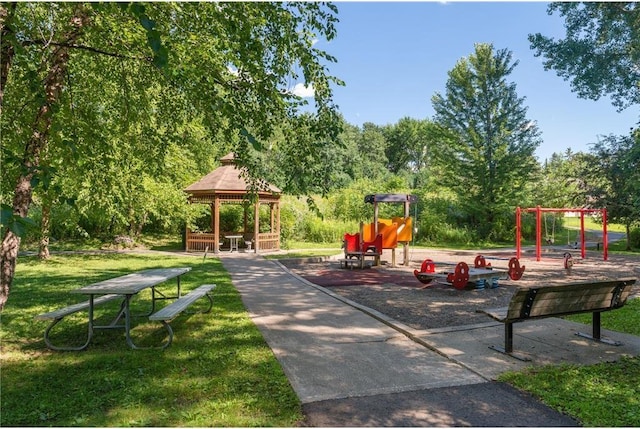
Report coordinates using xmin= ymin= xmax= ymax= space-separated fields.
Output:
xmin=413 ymin=254 xmax=525 ymax=290
xmin=516 ymin=206 xmax=608 ymax=262
xmin=342 ymin=194 xmax=417 ymax=268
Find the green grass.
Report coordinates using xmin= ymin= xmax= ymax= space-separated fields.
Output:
xmin=500 ymin=356 xmax=640 ymax=426
xmin=283 ymin=240 xmax=342 ymax=250
xmin=5 ymin=241 xmax=640 ymax=427
xmin=499 ymin=299 xmax=640 ymax=427
xmin=565 ymin=298 xmax=640 ymax=335
xmin=265 ymin=249 xmax=342 ymax=260
xmin=563 ymin=216 xmax=627 ymax=233
xmin=1 ymin=253 xmax=302 ymax=427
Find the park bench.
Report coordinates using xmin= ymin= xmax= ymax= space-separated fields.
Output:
xmin=480 ymin=278 xmax=636 ymax=360
xmin=149 ymin=284 xmax=216 ymax=349
xmin=35 ymin=294 xmax=124 ymax=351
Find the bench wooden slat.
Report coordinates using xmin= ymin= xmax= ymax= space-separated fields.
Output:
xmin=502 ymin=279 xmax=634 ymax=322
xmin=35 ymin=294 xmax=122 ymax=320
xmin=149 ymin=284 xmax=215 ymax=321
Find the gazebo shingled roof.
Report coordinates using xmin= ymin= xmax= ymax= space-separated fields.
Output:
xmin=184 ymin=153 xmax=281 ymax=196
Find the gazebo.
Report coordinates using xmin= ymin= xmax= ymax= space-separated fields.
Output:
xmin=184 ymin=153 xmax=281 ymax=253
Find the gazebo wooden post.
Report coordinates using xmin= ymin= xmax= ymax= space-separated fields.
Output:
xmin=275 ymin=202 xmax=280 ymax=250
xmin=270 ymin=203 xmax=275 ymax=232
xmin=243 ymin=204 xmax=248 ymax=236
xmin=213 ymin=197 xmax=221 ymax=254
xmin=254 ymin=201 xmax=260 ymax=253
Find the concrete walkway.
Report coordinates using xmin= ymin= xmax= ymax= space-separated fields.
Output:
xmin=219 ymin=252 xmax=640 ymax=427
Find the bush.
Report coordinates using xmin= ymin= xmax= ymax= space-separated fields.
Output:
xmin=299 ymin=216 xmax=358 ymax=243
xmin=629 ymin=227 xmax=640 ymax=249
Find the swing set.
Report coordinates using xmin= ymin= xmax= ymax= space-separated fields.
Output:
xmin=515 ymin=206 xmax=608 ymax=261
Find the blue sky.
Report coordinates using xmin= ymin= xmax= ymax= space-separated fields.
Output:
xmin=311 ymin=2 xmax=638 ymax=162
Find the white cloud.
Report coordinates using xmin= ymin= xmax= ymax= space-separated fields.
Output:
xmin=291 ymin=83 xmax=315 ymax=98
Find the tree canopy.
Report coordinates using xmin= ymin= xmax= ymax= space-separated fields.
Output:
xmin=0 ymin=2 xmax=342 ymax=309
xmin=431 ymin=43 xmax=541 ymax=240
xmin=529 ymin=2 xmax=640 ymax=111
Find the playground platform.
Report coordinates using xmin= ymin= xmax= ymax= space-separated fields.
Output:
xmin=219 ymin=251 xmax=640 ymax=427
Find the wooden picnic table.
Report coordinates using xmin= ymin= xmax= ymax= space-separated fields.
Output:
xmin=39 ymin=267 xmax=192 ymax=351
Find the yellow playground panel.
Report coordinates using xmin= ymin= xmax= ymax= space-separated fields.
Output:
xmin=363 ymin=193 xmax=418 ymax=267
xmin=362 ymin=217 xmax=412 ymax=248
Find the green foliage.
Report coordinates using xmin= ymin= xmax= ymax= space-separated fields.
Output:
xmin=383 ymin=117 xmax=437 ymax=176
xmin=1 ymin=2 xmax=344 ymax=250
xmin=0 ymin=253 xmax=302 ymax=426
xmin=630 ymin=227 xmax=640 ymax=249
xmin=298 ymin=216 xmax=356 ymax=243
xmin=431 ymin=43 xmax=541 ymax=240
xmin=585 ymin=133 xmax=640 ymax=248
xmin=0 ymin=203 xmax=37 ymax=237
xmin=328 ymin=177 xmax=411 ymax=223
xmin=529 ymin=2 xmax=640 ymax=110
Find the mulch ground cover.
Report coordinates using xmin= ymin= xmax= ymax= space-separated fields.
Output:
xmin=281 ymin=249 xmax=640 ymax=331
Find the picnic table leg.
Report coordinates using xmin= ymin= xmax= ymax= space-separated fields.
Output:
xmin=124 ymin=294 xmax=173 ymax=350
xmin=42 ymin=315 xmax=94 ymax=352
xmin=41 ymin=296 xmax=97 ymax=351
xmin=147 ymin=275 xmax=183 ymax=316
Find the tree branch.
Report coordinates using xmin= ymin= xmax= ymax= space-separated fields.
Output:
xmin=22 ymin=39 xmax=152 ymax=62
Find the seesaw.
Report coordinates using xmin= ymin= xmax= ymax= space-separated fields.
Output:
xmin=413 ymin=255 xmax=525 ymax=290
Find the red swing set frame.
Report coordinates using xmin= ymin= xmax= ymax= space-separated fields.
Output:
xmin=515 ymin=206 xmax=608 ymax=261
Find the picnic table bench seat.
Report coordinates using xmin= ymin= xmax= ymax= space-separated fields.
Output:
xmin=480 ymin=278 xmax=636 ymax=360
xmin=35 ymin=294 xmax=123 ymax=351
xmin=149 ymin=284 xmax=216 ymax=349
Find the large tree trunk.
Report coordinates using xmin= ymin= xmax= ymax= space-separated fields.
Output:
xmin=0 ymin=6 xmax=89 ymax=310
xmin=0 ymin=3 xmax=17 ymax=114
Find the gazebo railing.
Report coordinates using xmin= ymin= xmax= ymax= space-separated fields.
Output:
xmin=186 ymin=229 xmax=279 ymax=252
xmin=185 ymin=230 xmax=219 ymax=252
xmin=257 ymin=232 xmax=279 ymax=251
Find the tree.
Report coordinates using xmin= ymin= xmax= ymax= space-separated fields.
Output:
xmin=534 ymin=149 xmax=591 ymax=208
xmin=383 ymin=117 xmax=435 ymax=175
xmin=529 ymin=2 xmax=640 ymax=111
xmin=356 ymin=122 xmax=390 ymax=181
xmin=431 ymin=43 xmax=541 ymax=240
xmin=586 ymin=132 xmax=640 ymax=249
xmin=0 ymin=2 xmax=342 ymax=310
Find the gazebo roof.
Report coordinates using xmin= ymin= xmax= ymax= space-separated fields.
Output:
xmin=184 ymin=153 xmax=281 ymax=201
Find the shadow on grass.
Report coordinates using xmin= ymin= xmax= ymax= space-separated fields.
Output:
xmin=1 ymin=253 xmax=301 ymax=427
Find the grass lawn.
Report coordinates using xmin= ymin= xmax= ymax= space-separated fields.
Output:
xmin=1 ymin=253 xmax=302 ymax=427
xmin=3 ymin=246 xmax=639 ymax=427
xmin=499 ymin=298 xmax=640 ymax=427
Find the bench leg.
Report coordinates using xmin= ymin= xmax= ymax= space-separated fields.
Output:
xmin=185 ymin=293 xmax=214 ymax=315
xmin=575 ymin=311 xmax=623 ymax=346
xmin=488 ymin=322 xmax=532 ymax=362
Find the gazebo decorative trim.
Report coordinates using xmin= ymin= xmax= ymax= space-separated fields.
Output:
xmin=184 ymin=153 xmax=281 ymax=253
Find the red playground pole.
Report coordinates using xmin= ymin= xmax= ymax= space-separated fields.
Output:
xmin=603 ymin=208 xmax=608 ymax=261
xmin=580 ymin=210 xmax=586 ymax=259
xmin=535 ymin=205 xmax=542 ymax=261
xmin=515 ymin=207 xmax=521 ymax=259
